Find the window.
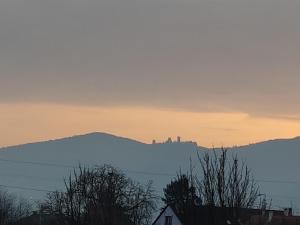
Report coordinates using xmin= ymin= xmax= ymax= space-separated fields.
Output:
xmin=165 ymin=216 xmax=173 ymax=225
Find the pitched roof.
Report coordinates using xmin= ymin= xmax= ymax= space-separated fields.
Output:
xmin=152 ymin=205 xmax=184 ymax=225
xmin=153 ymin=205 xmax=286 ymax=225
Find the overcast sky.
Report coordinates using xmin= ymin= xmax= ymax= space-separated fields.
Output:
xmin=1 ymin=0 xmax=300 ymax=146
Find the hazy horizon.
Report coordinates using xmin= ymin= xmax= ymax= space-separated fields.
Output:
xmin=2 ymin=129 xmax=300 ymax=150
xmin=1 ymin=103 xmax=300 ymax=148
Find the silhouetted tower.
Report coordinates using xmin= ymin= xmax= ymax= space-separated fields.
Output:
xmin=166 ymin=137 xmax=172 ymax=144
xmin=177 ymin=136 xmax=181 ymax=143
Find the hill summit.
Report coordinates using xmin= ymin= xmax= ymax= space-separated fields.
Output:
xmin=0 ymin=133 xmax=300 ymax=211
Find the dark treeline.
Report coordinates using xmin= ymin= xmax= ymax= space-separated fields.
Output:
xmin=0 ymin=190 xmax=31 ymax=225
xmin=44 ymin=165 xmax=156 ymax=225
xmin=1 ymin=149 xmax=265 ymax=225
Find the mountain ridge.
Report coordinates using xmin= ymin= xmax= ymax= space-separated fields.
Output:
xmin=0 ymin=132 xmax=146 ymax=150
xmin=2 ymin=132 xmax=300 ymax=151
xmin=1 ymin=132 xmax=300 ymax=212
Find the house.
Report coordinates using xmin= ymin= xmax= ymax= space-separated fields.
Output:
xmin=152 ymin=205 xmax=241 ymax=225
xmin=152 ymin=205 xmax=183 ymax=225
xmin=152 ymin=205 xmax=289 ymax=225
xmin=249 ymin=209 xmax=300 ymax=225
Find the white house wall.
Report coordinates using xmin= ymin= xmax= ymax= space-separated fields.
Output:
xmin=153 ymin=206 xmax=182 ymax=225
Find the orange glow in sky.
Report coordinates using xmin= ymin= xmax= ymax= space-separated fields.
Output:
xmin=1 ymin=103 xmax=300 ymax=148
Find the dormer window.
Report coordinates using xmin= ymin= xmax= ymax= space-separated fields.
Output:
xmin=165 ymin=216 xmax=173 ymax=225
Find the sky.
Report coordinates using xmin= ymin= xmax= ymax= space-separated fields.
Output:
xmin=1 ymin=0 xmax=300 ymax=147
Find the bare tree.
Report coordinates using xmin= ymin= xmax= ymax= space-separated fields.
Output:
xmin=0 ymin=190 xmax=14 ymax=225
xmin=45 ymin=165 xmax=156 ymax=225
xmin=197 ymin=149 xmax=260 ymax=225
xmin=0 ymin=189 xmax=31 ymax=225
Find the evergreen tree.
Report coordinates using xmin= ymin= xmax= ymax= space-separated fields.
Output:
xmin=162 ymin=174 xmax=197 ymax=218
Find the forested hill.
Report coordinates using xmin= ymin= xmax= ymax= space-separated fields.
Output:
xmin=1 ymin=133 xmax=300 ymax=211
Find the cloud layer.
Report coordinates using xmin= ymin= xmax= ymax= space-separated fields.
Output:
xmin=1 ymin=0 xmax=300 ymax=116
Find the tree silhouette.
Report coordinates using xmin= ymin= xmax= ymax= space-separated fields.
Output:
xmin=45 ymin=165 xmax=156 ymax=225
xmin=162 ymin=173 xmax=197 ymax=221
xmin=197 ymin=149 xmax=260 ymax=225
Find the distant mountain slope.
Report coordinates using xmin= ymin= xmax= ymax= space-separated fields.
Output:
xmin=234 ymin=137 xmax=300 ymax=211
xmin=0 ymin=133 xmax=201 ymax=202
xmin=1 ymin=133 xmax=300 ymax=212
